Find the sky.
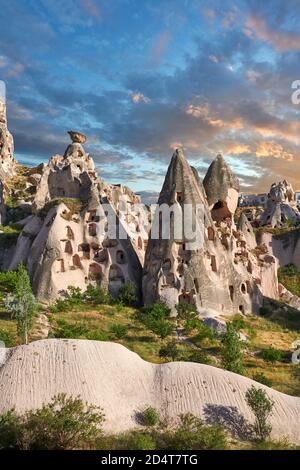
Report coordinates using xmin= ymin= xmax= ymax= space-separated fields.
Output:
xmin=0 ymin=0 xmax=300 ymax=202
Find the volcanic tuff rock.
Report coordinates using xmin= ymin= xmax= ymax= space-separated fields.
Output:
xmin=259 ymin=180 xmax=300 ymax=228
xmin=143 ymin=148 xmax=262 ymax=316
xmin=203 ymin=153 xmax=240 ymax=219
xmin=0 ymin=339 xmax=300 ymax=443
xmin=9 ymin=134 xmax=145 ymax=301
xmin=0 ymin=98 xmax=15 ymax=180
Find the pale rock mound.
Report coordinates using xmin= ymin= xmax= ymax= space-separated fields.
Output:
xmin=259 ymin=180 xmax=300 ymax=228
xmin=0 ymin=339 xmax=299 ymax=442
xmin=0 ymin=98 xmax=15 ymax=180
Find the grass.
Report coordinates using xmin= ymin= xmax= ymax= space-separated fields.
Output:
xmin=38 ymin=198 xmax=83 ymax=220
xmin=278 ymin=264 xmax=300 ymax=297
xmin=0 ymin=224 xmax=22 ymax=248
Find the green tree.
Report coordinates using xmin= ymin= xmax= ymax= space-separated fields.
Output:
xmin=176 ymin=302 xmax=197 ymax=322
xmin=4 ymin=264 xmax=38 ymax=344
xmin=142 ymin=407 xmax=160 ymax=427
xmin=221 ymin=322 xmax=244 ymax=375
xmin=159 ymin=340 xmax=179 ymax=361
xmin=246 ymin=386 xmax=274 ymax=441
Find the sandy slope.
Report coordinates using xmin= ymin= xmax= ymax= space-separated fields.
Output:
xmin=0 ymin=339 xmax=299 ymax=442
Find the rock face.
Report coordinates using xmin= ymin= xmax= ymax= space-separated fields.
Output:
xmin=143 ymin=149 xmax=262 ymax=316
xmin=203 ymin=154 xmax=240 ymax=221
xmin=259 ymin=180 xmax=300 ymax=228
xmin=0 ymin=339 xmax=300 ymax=443
xmin=9 ymin=134 xmax=145 ymax=302
xmin=0 ymin=98 xmax=15 ymax=180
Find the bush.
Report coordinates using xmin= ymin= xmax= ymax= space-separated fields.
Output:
xmin=109 ymin=323 xmax=128 ymax=339
xmin=0 ymin=409 xmax=22 ymax=449
xmin=176 ymin=302 xmax=197 ymax=321
xmin=260 ymin=347 xmax=284 ymax=363
xmin=221 ymin=322 xmax=244 ymax=375
xmin=231 ymin=315 xmax=246 ymax=331
xmin=86 ymin=330 xmax=109 ymax=341
xmin=142 ymin=407 xmax=160 ymax=427
xmin=159 ymin=340 xmax=179 ymax=361
xmin=147 ymin=318 xmax=173 ymax=339
xmin=0 ymin=270 xmax=19 ymax=293
xmin=253 ymin=373 xmax=273 ymax=388
xmin=115 ymin=431 xmax=157 ymax=450
xmin=147 ymin=301 xmax=171 ymax=320
xmin=117 ymin=282 xmax=137 ymax=306
xmin=196 ymin=322 xmax=215 ymax=342
xmin=0 ymin=394 xmax=105 ymax=450
xmin=246 ymin=386 xmax=274 ymax=442
xmin=186 ymin=349 xmax=211 ymax=365
xmin=253 ymin=438 xmax=296 ymax=450
xmin=162 ymin=413 xmax=227 ymax=450
xmin=0 ymin=328 xmax=14 ymax=347
xmin=84 ymin=284 xmax=111 ymax=305
xmin=54 ymin=319 xmax=90 ymax=339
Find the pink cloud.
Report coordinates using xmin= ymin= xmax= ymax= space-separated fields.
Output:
xmin=246 ymin=15 xmax=300 ymax=52
xmin=149 ymin=31 xmax=171 ymax=64
xmin=80 ymin=0 xmax=101 ymax=21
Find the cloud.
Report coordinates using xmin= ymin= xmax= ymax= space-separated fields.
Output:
xmin=148 ymin=30 xmax=171 ymax=64
xmin=245 ymin=15 xmax=300 ymax=51
xmin=255 ymin=141 xmax=295 ymax=161
xmin=129 ymin=92 xmax=150 ymax=104
xmin=80 ymin=0 xmax=101 ymax=21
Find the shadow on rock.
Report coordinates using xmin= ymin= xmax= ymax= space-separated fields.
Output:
xmin=203 ymin=403 xmax=253 ymax=440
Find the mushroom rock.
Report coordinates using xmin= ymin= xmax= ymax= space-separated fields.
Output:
xmin=143 ymin=148 xmax=262 ymax=316
xmin=203 ymin=154 xmax=240 ymax=222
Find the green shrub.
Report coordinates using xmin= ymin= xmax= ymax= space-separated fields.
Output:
xmin=115 ymin=431 xmax=156 ymax=450
xmin=196 ymin=322 xmax=215 ymax=342
xmin=117 ymin=282 xmax=137 ymax=306
xmin=54 ymin=319 xmax=90 ymax=339
xmin=142 ymin=407 xmax=160 ymax=427
xmin=253 ymin=438 xmax=296 ymax=450
xmin=0 ymin=328 xmax=15 ymax=347
xmin=159 ymin=340 xmax=179 ymax=361
xmin=0 ymin=394 xmax=105 ymax=450
xmin=0 ymin=409 xmax=22 ymax=449
xmin=253 ymin=373 xmax=273 ymax=388
xmin=147 ymin=301 xmax=171 ymax=320
xmin=221 ymin=323 xmax=244 ymax=375
xmin=84 ymin=284 xmax=111 ymax=305
xmin=86 ymin=330 xmax=109 ymax=341
xmin=0 ymin=270 xmax=19 ymax=293
xmin=176 ymin=302 xmax=197 ymax=321
xmin=109 ymin=323 xmax=128 ymax=339
xmin=231 ymin=315 xmax=246 ymax=331
xmin=260 ymin=347 xmax=284 ymax=363
xmin=246 ymin=386 xmax=274 ymax=442
xmin=162 ymin=413 xmax=227 ymax=450
xmin=185 ymin=349 xmax=211 ymax=365
xmin=146 ymin=318 xmax=173 ymax=339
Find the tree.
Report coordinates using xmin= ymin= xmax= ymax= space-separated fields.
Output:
xmin=159 ymin=340 xmax=179 ymax=361
xmin=221 ymin=322 xmax=244 ymax=375
xmin=4 ymin=264 xmax=38 ymax=344
xmin=246 ymin=386 xmax=274 ymax=441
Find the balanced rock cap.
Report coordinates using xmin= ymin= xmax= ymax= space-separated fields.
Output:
xmin=68 ymin=130 xmax=87 ymax=144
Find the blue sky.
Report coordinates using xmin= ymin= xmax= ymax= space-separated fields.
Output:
xmin=0 ymin=0 xmax=300 ymax=201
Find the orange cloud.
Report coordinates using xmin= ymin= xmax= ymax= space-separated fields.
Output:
xmin=255 ymin=141 xmax=294 ymax=161
xmin=186 ymin=104 xmax=243 ymax=129
xmin=7 ymin=62 xmax=24 ymax=77
xmin=245 ymin=15 xmax=300 ymax=51
xmin=224 ymin=143 xmax=251 ymax=155
xmin=129 ymin=92 xmax=150 ymax=104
